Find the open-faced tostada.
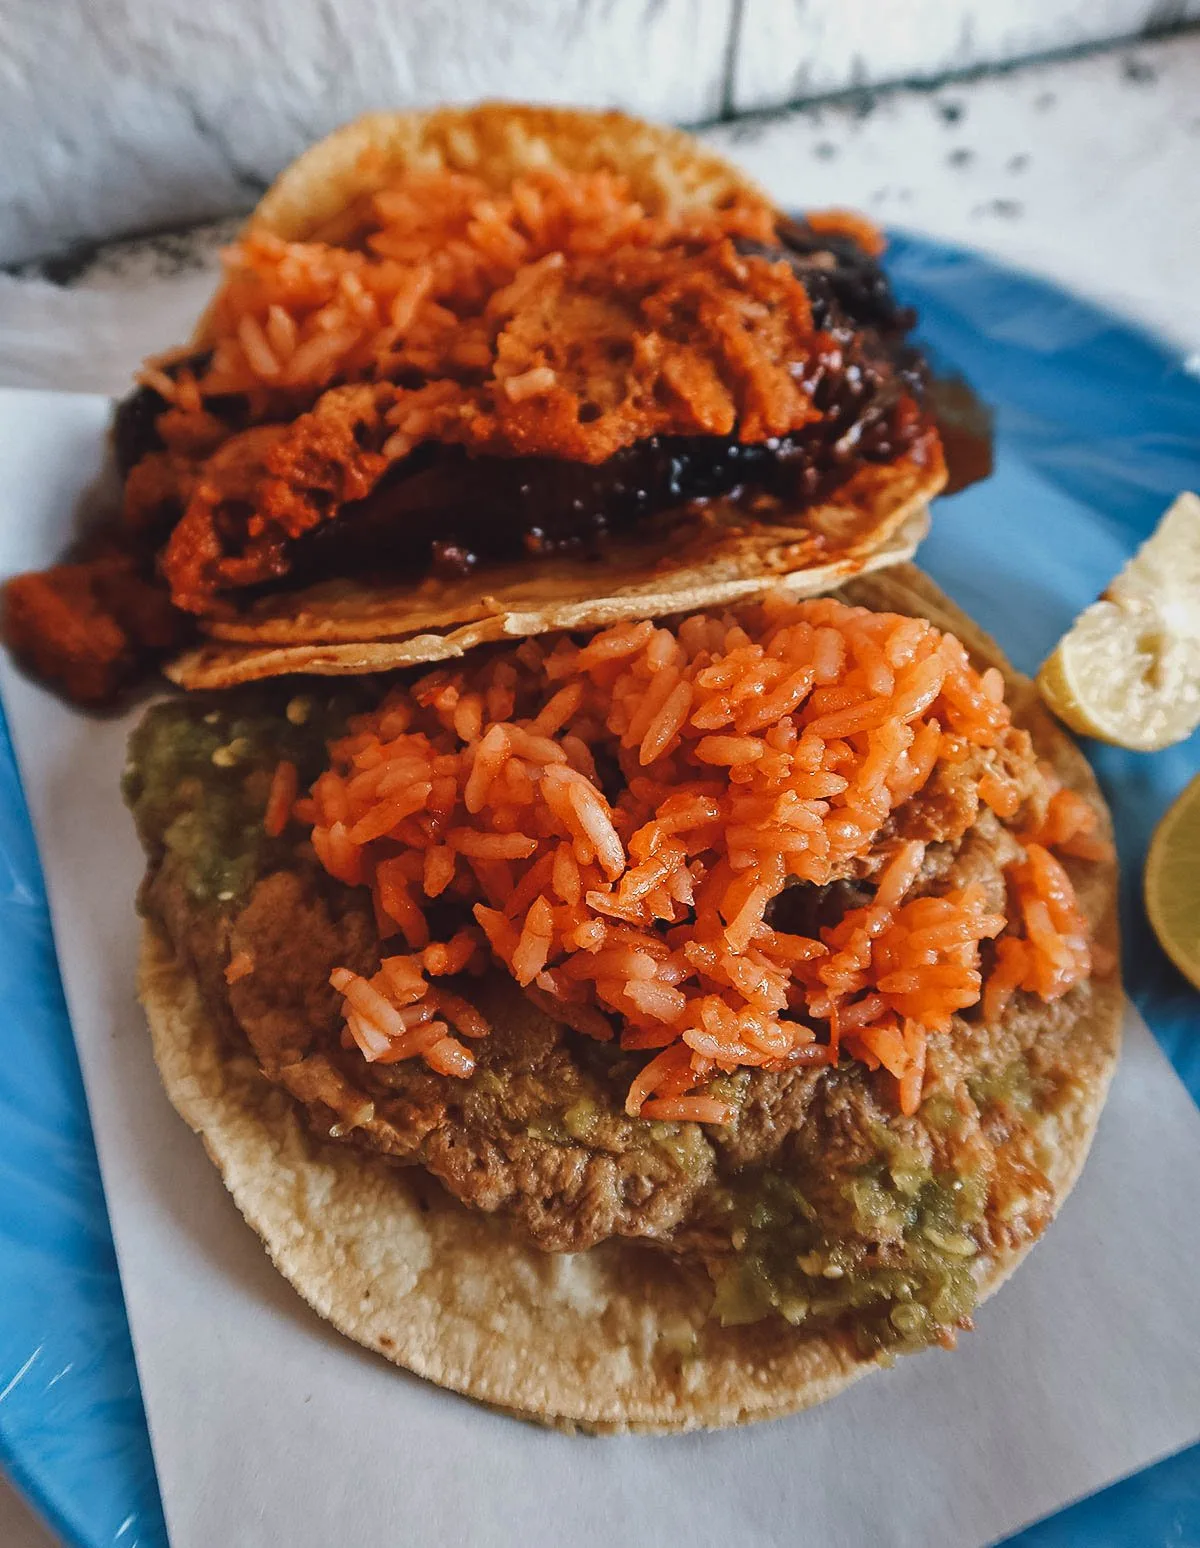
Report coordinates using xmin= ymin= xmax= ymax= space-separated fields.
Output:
xmin=127 ymin=566 xmax=1120 ymax=1430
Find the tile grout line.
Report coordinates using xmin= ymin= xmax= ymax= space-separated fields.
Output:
xmin=719 ymin=0 xmax=747 ymax=120
xmin=690 ymin=15 xmax=1200 ymax=130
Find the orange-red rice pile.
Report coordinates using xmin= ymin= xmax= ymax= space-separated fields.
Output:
xmin=136 ymin=170 xmax=898 ymax=612
xmin=144 ymin=168 xmax=834 ymax=463
xmin=287 ymin=594 xmax=1104 ymax=1123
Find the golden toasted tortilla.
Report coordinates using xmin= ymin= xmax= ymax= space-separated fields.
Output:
xmin=209 ymin=103 xmax=771 ymax=268
xmin=171 ymin=104 xmax=945 ymax=689
xmin=139 ymin=567 xmax=1121 ymax=1429
xmin=168 ymin=502 xmax=932 ymax=689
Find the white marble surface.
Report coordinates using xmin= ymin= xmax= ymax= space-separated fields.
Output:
xmin=1 ymin=29 xmax=1198 ymax=1548
xmin=2 ymin=0 xmax=1197 ymax=261
xmin=711 ymin=30 xmax=1200 ymax=350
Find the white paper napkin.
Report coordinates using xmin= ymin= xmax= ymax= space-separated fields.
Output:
xmin=2 ymin=389 xmax=1199 ymax=1548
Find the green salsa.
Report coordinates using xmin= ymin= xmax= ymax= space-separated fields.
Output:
xmin=968 ymin=1055 xmax=1037 ymax=1115
xmin=123 ymin=685 xmax=365 ymax=905
xmin=711 ymin=1111 xmax=987 ymax=1354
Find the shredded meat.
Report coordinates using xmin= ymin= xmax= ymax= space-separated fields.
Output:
xmin=161 ymin=390 xmax=392 ymax=613
xmin=916 ymin=810 xmax=1024 ymax=914
xmin=148 ymin=862 xmax=717 ymax=1251
xmin=156 ymin=230 xmax=929 ymax=614
xmin=772 ymin=733 xmax=1032 ymax=937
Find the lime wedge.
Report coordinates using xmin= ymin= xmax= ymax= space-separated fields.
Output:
xmin=1037 ymin=492 xmax=1200 ymax=752
xmin=1145 ymin=773 xmax=1200 ymax=992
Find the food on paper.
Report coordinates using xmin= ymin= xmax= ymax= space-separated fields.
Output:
xmin=127 ymin=567 xmax=1120 ymax=1429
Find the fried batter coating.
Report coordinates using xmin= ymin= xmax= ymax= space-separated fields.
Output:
xmin=3 ymin=547 xmax=187 ymax=704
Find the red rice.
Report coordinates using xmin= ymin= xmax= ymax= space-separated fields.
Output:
xmin=310 ymin=594 xmax=1098 ymax=1118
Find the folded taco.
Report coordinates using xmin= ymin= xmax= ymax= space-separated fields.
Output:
xmin=126 ymin=566 xmax=1120 ymax=1430
xmin=5 ymin=104 xmax=946 ymax=704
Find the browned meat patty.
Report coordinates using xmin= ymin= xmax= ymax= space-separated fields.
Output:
xmin=148 ymin=857 xmax=721 ymax=1251
xmin=126 ymin=681 xmax=1096 ymax=1351
xmin=141 ymin=774 xmax=1047 ymax=1263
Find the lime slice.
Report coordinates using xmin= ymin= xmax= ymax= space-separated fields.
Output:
xmin=1036 ymin=492 xmax=1200 ymax=752
xmin=1145 ymin=773 xmax=1200 ymax=991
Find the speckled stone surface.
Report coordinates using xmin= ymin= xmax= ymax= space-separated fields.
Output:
xmin=731 ymin=0 xmax=1200 ymax=109
xmin=706 ymin=31 xmax=1200 ymax=349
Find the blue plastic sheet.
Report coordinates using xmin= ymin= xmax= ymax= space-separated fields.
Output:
xmin=0 ymin=233 xmax=1197 ymax=1546
xmin=0 ymin=694 xmax=167 ymax=1548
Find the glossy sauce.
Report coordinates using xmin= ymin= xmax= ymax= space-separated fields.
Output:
xmin=928 ymin=375 xmax=994 ymax=496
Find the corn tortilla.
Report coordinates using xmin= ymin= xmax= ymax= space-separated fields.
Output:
xmin=167 ymin=498 xmax=933 ymax=689
xmin=172 ymin=104 xmax=946 ymax=689
xmin=219 ymin=103 xmax=780 ymax=271
xmin=138 ymin=567 xmax=1121 ymax=1430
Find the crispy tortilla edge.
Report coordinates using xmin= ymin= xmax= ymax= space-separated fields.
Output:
xmin=165 ymin=502 xmax=935 ymax=689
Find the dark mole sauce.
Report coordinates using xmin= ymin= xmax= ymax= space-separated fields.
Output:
xmin=926 ymin=376 xmax=994 ymax=496
xmin=292 ymin=217 xmax=949 ymax=582
xmin=115 ymin=219 xmax=993 ymax=587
